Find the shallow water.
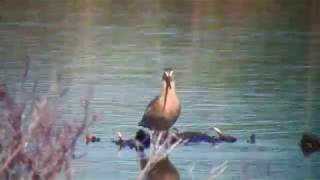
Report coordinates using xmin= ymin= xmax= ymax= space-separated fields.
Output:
xmin=1 ymin=0 xmax=320 ymax=179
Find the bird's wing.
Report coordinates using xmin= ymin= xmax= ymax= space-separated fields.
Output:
xmin=139 ymin=95 xmax=160 ymax=127
xmin=145 ymin=95 xmax=160 ymax=113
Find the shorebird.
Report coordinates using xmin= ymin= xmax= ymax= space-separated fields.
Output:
xmin=138 ymin=68 xmax=181 ymax=131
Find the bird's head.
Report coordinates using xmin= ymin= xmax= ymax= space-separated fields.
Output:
xmin=162 ymin=68 xmax=174 ymax=89
xmin=162 ymin=68 xmax=175 ymax=111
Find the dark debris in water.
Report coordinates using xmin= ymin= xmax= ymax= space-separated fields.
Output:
xmin=300 ymin=132 xmax=320 ymax=157
xmin=110 ymin=127 xmax=237 ymax=151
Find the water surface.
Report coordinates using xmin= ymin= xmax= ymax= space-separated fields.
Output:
xmin=0 ymin=0 xmax=320 ymax=179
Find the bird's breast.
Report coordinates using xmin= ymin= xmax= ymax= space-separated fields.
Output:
xmin=162 ymin=96 xmax=180 ymax=119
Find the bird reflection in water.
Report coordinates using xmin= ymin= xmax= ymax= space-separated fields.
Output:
xmin=135 ymin=130 xmax=180 ymax=180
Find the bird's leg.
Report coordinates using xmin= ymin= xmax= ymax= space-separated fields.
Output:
xmin=151 ymin=130 xmax=180 ymax=155
xmin=156 ymin=130 xmax=171 ymax=150
xmin=150 ymin=131 xmax=167 ymax=150
xmin=167 ymin=130 xmax=177 ymax=148
xmin=156 ymin=131 xmax=165 ymax=149
xmin=150 ymin=131 xmax=160 ymax=150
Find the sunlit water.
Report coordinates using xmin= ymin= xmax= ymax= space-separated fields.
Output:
xmin=1 ymin=1 xmax=320 ymax=179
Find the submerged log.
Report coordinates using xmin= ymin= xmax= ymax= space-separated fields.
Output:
xmin=111 ymin=127 xmax=237 ymax=151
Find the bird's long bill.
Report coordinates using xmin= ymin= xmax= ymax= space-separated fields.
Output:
xmin=163 ymin=78 xmax=171 ymax=111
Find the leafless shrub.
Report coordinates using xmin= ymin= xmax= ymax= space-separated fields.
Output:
xmin=0 ymin=58 xmax=96 ymax=180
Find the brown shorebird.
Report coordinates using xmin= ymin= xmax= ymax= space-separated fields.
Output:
xmin=138 ymin=68 xmax=181 ymax=131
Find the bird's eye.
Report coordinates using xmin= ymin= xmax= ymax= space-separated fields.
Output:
xmin=169 ymin=70 xmax=174 ymax=76
xmin=165 ymin=72 xmax=169 ymax=76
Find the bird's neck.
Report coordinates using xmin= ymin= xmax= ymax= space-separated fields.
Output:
xmin=160 ymin=86 xmax=176 ymax=97
xmin=161 ymin=81 xmax=176 ymax=96
xmin=160 ymin=86 xmax=178 ymax=112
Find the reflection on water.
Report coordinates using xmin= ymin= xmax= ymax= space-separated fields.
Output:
xmin=142 ymin=157 xmax=180 ymax=180
xmin=0 ymin=0 xmax=320 ymax=179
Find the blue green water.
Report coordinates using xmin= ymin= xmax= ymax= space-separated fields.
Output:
xmin=0 ymin=0 xmax=320 ymax=179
